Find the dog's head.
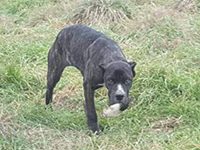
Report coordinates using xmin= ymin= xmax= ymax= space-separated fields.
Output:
xmin=100 ymin=61 xmax=136 ymax=111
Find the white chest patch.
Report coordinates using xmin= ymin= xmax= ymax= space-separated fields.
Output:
xmin=116 ymin=84 xmax=125 ymax=95
xmin=97 ymin=83 xmax=104 ymax=86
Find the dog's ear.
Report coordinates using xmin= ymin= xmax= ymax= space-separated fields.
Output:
xmin=129 ymin=62 xmax=136 ymax=69
xmin=128 ymin=62 xmax=136 ymax=76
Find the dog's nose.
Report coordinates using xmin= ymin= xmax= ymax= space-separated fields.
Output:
xmin=115 ymin=94 xmax=124 ymax=101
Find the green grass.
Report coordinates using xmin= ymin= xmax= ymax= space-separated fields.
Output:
xmin=0 ymin=0 xmax=200 ymax=149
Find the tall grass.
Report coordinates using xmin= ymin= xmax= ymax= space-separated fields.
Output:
xmin=72 ymin=0 xmax=133 ymax=24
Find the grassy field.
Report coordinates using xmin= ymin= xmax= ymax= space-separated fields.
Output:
xmin=0 ymin=0 xmax=200 ymax=149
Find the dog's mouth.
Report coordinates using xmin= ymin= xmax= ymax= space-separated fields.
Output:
xmin=109 ymin=100 xmax=129 ymax=111
xmin=119 ymin=102 xmax=129 ymax=111
xmin=108 ymin=92 xmax=130 ymax=111
xmin=104 ymin=98 xmax=129 ymax=117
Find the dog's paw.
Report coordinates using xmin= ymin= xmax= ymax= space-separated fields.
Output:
xmin=88 ymin=122 xmax=101 ymax=134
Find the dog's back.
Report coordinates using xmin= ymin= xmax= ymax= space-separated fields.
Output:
xmin=57 ymin=24 xmax=103 ymax=54
xmin=54 ymin=24 xmax=125 ymax=71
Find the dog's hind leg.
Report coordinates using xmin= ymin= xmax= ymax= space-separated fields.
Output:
xmin=45 ymin=43 xmax=69 ymax=105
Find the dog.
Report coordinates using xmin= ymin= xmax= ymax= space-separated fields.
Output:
xmin=45 ymin=25 xmax=136 ymax=133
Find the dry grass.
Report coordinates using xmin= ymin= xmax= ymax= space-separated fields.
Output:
xmin=0 ymin=15 xmax=15 ymax=28
xmin=99 ymin=0 xmax=199 ymax=54
xmin=25 ymin=1 xmax=78 ymax=27
xmin=72 ymin=0 xmax=132 ymax=25
xmin=174 ymin=0 xmax=198 ymax=13
xmin=23 ymin=128 xmax=91 ymax=150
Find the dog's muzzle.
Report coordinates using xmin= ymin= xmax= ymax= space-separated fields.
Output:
xmin=111 ymin=94 xmax=129 ymax=111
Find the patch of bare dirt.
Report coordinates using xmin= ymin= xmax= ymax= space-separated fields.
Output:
xmin=151 ymin=117 xmax=181 ymax=133
xmin=51 ymin=23 xmax=68 ymax=29
xmin=53 ymin=85 xmax=83 ymax=111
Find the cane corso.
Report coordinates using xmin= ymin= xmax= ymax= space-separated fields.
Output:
xmin=45 ymin=25 xmax=136 ymax=133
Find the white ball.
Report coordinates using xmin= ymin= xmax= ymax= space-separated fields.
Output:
xmin=103 ymin=103 xmax=121 ymax=117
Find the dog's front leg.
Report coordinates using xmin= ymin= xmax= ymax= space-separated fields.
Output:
xmin=83 ymin=81 xmax=100 ymax=133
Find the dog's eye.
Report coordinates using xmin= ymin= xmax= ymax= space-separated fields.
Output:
xmin=125 ymin=79 xmax=131 ymax=85
xmin=108 ymin=78 xmax=114 ymax=84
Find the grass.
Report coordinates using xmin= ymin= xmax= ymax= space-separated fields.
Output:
xmin=0 ymin=0 xmax=200 ymax=149
xmin=72 ymin=0 xmax=132 ymax=24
